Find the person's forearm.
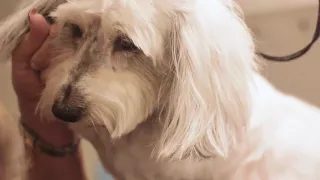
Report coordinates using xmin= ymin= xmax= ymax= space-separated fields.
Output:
xmin=22 ymin=116 xmax=87 ymax=180
xmin=20 ymin=102 xmax=87 ymax=180
xmin=29 ymin=148 xmax=86 ymax=180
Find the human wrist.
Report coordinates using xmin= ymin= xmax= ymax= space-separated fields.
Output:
xmin=29 ymin=143 xmax=86 ymax=180
xmin=18 ymin=100 xmax=75 ymax=146
xmin=21 ymin=121 xmax=80 ymax=157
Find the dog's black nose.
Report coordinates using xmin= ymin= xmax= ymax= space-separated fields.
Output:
xmin=52 ymin=84 xmax=86 ymax=122
xmin=52 ymin=100 xmax=84 ymax=123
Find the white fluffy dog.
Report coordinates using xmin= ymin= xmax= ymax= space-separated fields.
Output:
xmin=1 ymin=0 xmax=320 ymax=179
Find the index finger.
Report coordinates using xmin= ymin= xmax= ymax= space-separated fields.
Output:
xmin=12 ymin=9 xmax=50 ymax=70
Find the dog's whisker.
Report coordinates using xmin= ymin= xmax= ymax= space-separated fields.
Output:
xmin=86 ymin=124 xmax=106 ymax=129
xmin=88 ymin=116 xmax=99 ymax=133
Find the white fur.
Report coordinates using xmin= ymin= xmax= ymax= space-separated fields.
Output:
xmin=1 ymin=0 xmax=320 ymax=179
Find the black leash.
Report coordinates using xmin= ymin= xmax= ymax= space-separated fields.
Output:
xmin=257 ymin=0 xmax=320 ymax=62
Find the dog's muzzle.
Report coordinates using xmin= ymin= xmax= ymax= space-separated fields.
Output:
xmin=51 ymin=84 xmax=86 ymax=123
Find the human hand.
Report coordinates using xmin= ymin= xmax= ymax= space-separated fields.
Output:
xmin=12 ymin=9 xmax=74 ymax=146
xmin=8 ymin=9 xmax=85 ymax=180
xmin=12 ymin=9 xmax=49 ymax=103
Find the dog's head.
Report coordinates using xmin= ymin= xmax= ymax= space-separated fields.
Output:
xmin=1 ymin=0 xmax=257 ymax=160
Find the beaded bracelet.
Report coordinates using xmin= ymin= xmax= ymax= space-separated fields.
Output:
xmin=20 ymin=122 xmax=80 ymax=157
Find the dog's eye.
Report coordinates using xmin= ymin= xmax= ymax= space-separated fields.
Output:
xmin=113 ymin=36 xmax=138 ymax=52
xmin=71 ymin=24 xmax=83 ymax=38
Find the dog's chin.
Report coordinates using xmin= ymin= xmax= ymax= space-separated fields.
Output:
xmin=68 ymin=121 xmax=109 ymax=142
xmin=69 ymin=122 xmax=113 ymax=168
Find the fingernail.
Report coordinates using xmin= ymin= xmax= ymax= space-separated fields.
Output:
xmin=28 ymin=8 xmax=38 ymax=24
xmin=29 ymin=8 xmax=38 ymax=15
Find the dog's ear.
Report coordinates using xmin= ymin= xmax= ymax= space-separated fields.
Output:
xmin=0 ymin=0 xmax=67 ymax=63
xmin=158 ymin=0 xmax=257 ymax=160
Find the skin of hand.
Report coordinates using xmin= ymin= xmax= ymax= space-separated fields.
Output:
xmin=10 ymin=9 xmax=86 ymax=180
xmin=11 ymin=9 xmax=74 ymax=145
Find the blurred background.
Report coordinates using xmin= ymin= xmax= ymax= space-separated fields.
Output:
xmin=239 ymin=0 xmax=320 ymax=107
xmin=0 ymin=0 xmax=319 ymax=179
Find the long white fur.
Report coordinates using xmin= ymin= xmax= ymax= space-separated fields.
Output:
xmin=1 ymin=0 xmax=320 ymax=179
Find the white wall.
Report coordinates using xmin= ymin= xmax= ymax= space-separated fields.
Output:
xmin=238 ymin=0 xmax=316 ymax=16
xmin=246 ymin=6 xmax=320 ymax=107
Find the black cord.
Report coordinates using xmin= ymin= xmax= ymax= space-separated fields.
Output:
xmin=257 ymin=0 xmax=320 ymax=62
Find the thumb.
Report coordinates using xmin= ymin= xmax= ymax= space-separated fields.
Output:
xmin=12 ymin=9 xmax=50 ymax=68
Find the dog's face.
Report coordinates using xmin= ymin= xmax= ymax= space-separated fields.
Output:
xmin=24 ymin=0 xmax=256 ymax=159
xmin=40 ymin=0 xmax=167 ymax=139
